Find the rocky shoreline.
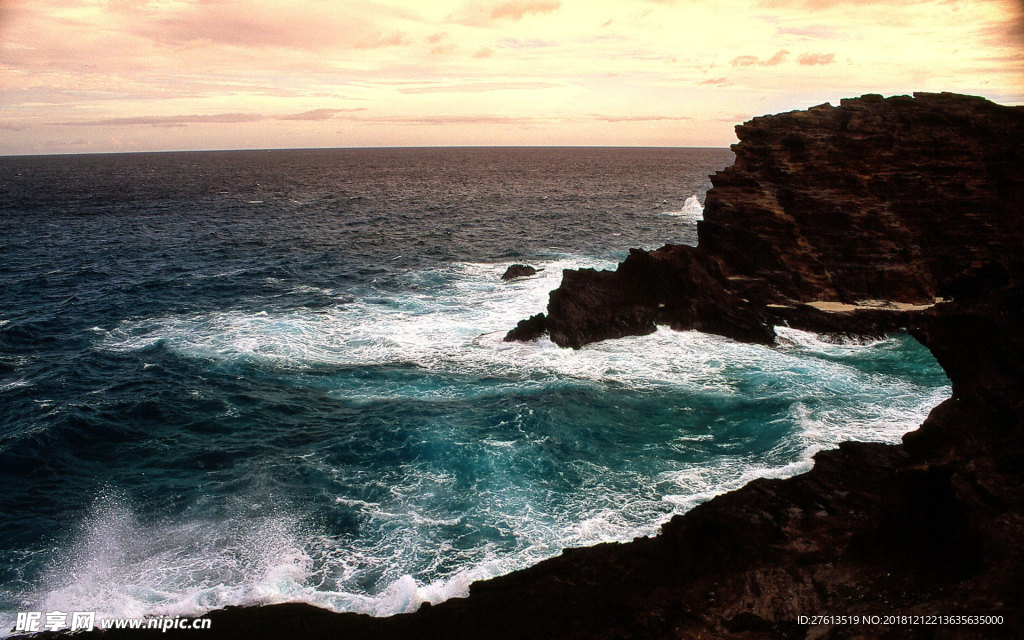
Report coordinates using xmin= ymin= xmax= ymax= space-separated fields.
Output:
xmin=20 ymin=93 xmax=1024 ymax=639
xmin=507 ymin=92 xmax=1023 ymax=350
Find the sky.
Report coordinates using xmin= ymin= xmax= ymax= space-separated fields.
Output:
xmin=1 ymin=0 xmax=1022 ymax=155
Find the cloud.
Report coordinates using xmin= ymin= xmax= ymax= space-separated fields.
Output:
xmin=713 ymin=113 xmax=755 ymax=123
xmin=977 ymin=12 xmax=1024 ymax=49
xmin=131 ymin=2 xmax=409 ymax=52
xmin=497 ymin=38 xmax=559 ymax=48
xmin=490 ymin=1 xmax=561 ymax=20
xmin=730 ymin=55 xmax=760 ymax=67
xmin=278 ymin=108 xmax=367 ymax=121
xmin=81 ymin=113 xmax=265 ymax=128
xmin=58 ymin=110 xmax=551 ymax=130
xmin=730 ymin=49 xmax=789 ymax=66
xmin=798 ymin=52 xmax=836 ymax=65
xmin=699 ymin=77 xmax=730 ymax=86
xmin=449 ymin=1 xmax=561 ymax=26
xmin=66 ymin=108 xmax=367 ymax=127
xmin=757 ymin=0 xmax=893 ymax=8
xmin=431 ymin=44 xmax=458 ymax=55
xmin=587 ymin=114 xmax=694 ymax=122
xmin=777 ymin=25 xmax=840 ymax=39
xmin=353 ymin=114 xmax=547 ymax=126
xmin=353 ymin=32 xmax=409 ymax=49
xmin=398 ymin=82 xmax=562 ymax=94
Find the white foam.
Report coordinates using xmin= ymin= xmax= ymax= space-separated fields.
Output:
xmin=0 ymin=379 xmax=31 ymax=394
xmin=28 ymin=491 xmax=316 ymax=625
xmin=775 ymin=325 xmax=890 ymax=351
xmin=661 ymin=194 xmax=704 ymax=221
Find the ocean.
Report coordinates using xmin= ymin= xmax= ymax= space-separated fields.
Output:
xmin=0 ymin=147 xmax=949 ymax=631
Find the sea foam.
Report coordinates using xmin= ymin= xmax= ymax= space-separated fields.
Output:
xmin=661 ymin=194 xmax=704 ymax=221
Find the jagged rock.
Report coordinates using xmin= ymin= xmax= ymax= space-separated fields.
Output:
xmin=508 ymin=92 xmax=1024 ymax=348
xmin=501 ymin=264 xmax=538 ymax=280
xmin=544 ymin=247 xmax=775 ymax=348
xmin=700 ymin=92 xmax=1024 ymax=305
xmin=503 ymin=313 xmax=547 ymax=342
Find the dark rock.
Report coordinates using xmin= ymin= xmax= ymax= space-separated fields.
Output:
xmin=700 ymin=92 xmax=1024 ymax=306
xmin=541 ymin=247 xmax=775 ymax=348
xmin=501 ymin=264 xmax=538 ymax=280
xmin=509 ymin=92 xmax=1024 ymax=347
xmin=503 ymin=312 xmax=547 ymax=342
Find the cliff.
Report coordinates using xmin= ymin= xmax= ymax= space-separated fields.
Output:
xmin=506 ymin=92 xmax=1024 ymax=348
xmin=26 ymin=93 xmax=1024 ymax=639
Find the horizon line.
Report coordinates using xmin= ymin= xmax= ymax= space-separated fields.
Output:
xmin=0 ymin=144 xmax=735 ymax=160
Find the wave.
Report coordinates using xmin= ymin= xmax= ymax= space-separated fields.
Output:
xmin=661 ymin=194 xmax=704 ymax=221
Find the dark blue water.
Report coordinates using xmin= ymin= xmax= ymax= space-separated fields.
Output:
xmin=0 ymin=148 xmax=949 ymax=629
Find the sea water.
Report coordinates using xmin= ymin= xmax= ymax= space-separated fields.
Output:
xmin=0 ymin=148 xmax=949 ymax=631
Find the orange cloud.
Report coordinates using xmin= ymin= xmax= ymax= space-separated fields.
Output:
xmin=278 ymin=108 xmax=367 ymax=121
xmin=587 ymin=114 xmax=694 ymax=122
xmin=450 ymin=0 xmax=561 ymax=26
xmin=353 ymin=114 xmax=548 ymax=126
xmin=67 ymin=109 xmax=367 ymax=127
xmin=128 ymin=2 xmax=408 ymax=52
xmin=731 ymin=49 xmax=790 ymax=66
xmin=730 ymin=55 xmax=760 ymax=67
xmin=798 ymin=52 xmax=836 ymax=65
xmin=80 ymin=113 xmax=264 ymax=128
xmin=490 ymin=1 xmax=561 ymax=21
xmin=398 ymin=82 xmax=562 ymax=94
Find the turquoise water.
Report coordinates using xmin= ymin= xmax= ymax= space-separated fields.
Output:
xmin=0 ymin=148 xmax=949 ymax=630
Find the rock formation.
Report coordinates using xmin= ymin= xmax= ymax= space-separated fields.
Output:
xmin=506 ymin=92 xmax=1024 ymax=348
xmin=35 ymin=93 xmax=1024 ymax=639
xmin=501 ymin=263 xmax=539 ymax=280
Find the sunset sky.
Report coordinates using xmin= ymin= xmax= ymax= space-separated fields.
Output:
xmin=1 ymin=0 xmax=1022 ymax=155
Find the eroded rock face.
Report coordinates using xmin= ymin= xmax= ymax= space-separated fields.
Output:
xmin=508 ymin=92 xmax=1024 ymax=348
xmin=542 ymin=246 xmax=775 ymax=347
xmin=701 ymin=92 xmax=1024 ymax=304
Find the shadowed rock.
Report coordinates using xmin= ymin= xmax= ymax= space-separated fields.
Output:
xmin=508 ymin=92 xmax=1024 ymax=348
xmin=501 ymin=264 xmax=538 ymax=280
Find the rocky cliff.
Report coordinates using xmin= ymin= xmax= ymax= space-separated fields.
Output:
xmin=506 ymin=92 xmax=1024 ymax=348
xmin=34 ymin=93 xmax=1024 ymax=639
